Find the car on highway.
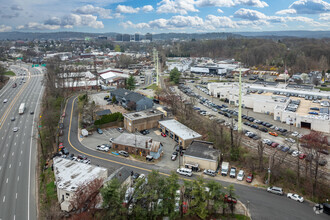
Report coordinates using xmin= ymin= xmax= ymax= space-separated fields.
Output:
xmin=97 ymin=128 xmax=103 ymax=134
xmin=269 ymin=132 xmax=278 ymax=137
xmin=203 ymin=169 xmax=216 ymax=177
xmin=3 ymin=99 xmax=8 ymax=103
xmin=246 ymin=173 xmax=253 ymax=183
xmin=161 ymin=132 xmax=166 ymax=137
xmin=10 ymin=117 xmax=15 ymax=121
xmin=171 ymin=152 xmax=178 ymax=161
xmin=30 ymin=110 xmax=34 ymax=115
xmin=287 ymin=193 xmax=304 ymax=202
xmin=13 ymin=127 xmax=19 ymax=132
xmin=119 ymin=150 xmax=129 ymax=157
xmin=237 ymin=170 xmax=245 ymax=181
xmin=267 ymin=186 xmax=284 ymax=195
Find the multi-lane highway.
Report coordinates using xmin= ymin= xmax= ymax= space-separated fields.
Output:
xmin=0 ymin=64 xmax=43 ymax=220
xmin=63 ymin=96 xmax=329 ymax=220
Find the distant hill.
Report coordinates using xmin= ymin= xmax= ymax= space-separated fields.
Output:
xmin=0 ymin=30 xmax=328 ymax=41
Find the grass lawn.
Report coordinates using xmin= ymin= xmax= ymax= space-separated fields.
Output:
xmin=316 ymin=87 xmax=330 ymax=91
xmin=146 ymin=83 xmax=159 ymax=90
xmin=3 ymin=71 xmax=15 ymax=76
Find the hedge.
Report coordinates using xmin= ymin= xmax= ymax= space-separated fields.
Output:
xmin=94 ymin=112 xmax=124 ymax=125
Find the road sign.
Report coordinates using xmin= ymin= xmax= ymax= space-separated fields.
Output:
xmin=35 ymin=64 xmax=39 ymax=67
xmin=41 ymin=64 xmax=46 ymax=67
xmin=32 ymin=65 xmax=34 ymax=67
xmin=17 ymin=57 xmax=23 ymax=60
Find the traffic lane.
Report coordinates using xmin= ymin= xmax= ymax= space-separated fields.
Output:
xmin=63 ymin=97 xmax=329 ymax=220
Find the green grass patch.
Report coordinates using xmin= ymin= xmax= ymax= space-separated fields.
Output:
xmin=3 ymin=71 xmax=15 ymax=76
xmin=146 ymin=83 xmax=159 ymax=90
xmin=316 ymin=87 xmax=330 ymax=91
xmin=46 ymin=181 xmax=57 ymax=201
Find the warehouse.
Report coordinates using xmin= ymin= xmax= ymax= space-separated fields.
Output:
xmin=183 ymin=140 xmax=220 ymax=171
xmin=158 ymin=119 xmax=202 ymax=148
xmin=124 ymin=109 xmax=164 ymax=133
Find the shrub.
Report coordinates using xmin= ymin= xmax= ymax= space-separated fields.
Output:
xmin=94 ymin=112 xmax=124 ymax=125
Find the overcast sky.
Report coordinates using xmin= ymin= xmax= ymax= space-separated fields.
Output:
xmin=0 ymin=0 xmax=329 ymax=33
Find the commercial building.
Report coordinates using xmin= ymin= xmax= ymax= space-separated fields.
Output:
xmin=145 ymin=33 xmax=152 ymax=41
xmin=123 ymin=34 xmax=131 ymax=42
xmin=183 ymin=140 xmax=220 ymax=171
xmin=112 ymin=133 xmax=163 ymax=159
xmin=134 ymin=33 xmax=140 ymax=42
xmin=158 ymin=119 xmax=202 ymax=148
xmin=53 ymin=157 xmax=108 ymax=212
xmin=110 ymin=88 xmax=154 ymax=111
xmin=124 ymin=109 xmax=164 ymax=133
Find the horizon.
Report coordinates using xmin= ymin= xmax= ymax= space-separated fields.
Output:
xmin=0 ymin=0 xmax=329 ymax=34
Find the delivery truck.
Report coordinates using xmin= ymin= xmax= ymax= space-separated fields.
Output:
xmin=19 ymin=103 xmax=25 ymax=114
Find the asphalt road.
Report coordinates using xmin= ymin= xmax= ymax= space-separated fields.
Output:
xmin=63 ymin=95 xmax=329 ymax=220
xmin=0 ymin=64 xmax=43 ymax=220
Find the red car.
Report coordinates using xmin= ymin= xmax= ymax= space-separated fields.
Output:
xmin=62 ymin=112 xmax=66 ymax=117
xmin=271 ymin=142 xmax=279 ymax=148
xmin=299 ymin=153 xmax=306 ymax=159
xmin=224 ymin=195 xmax=237 ymax=204
xmin=246 ymin=174 xmax=253 ymax=183
xmin=161 ymin=132 xmax=166 ymax=137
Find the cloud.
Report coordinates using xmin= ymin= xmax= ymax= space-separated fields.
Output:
xmin=45 ymin=14 xmax=104 ymax=28
xmin=11 ymin=4 xmax=23 ymax=11
xmin=116 ymin=5 xmax=140 ymax=13
xmin=289 ymin=0 xmax=330 ymax=14
xmin=2 ymin=12 xmax=19 ymax=19
xmin=142 ymin=5 xmax=154 ymax=12
xmin=234 ymin=8 xmax=267 ymax=20
xmin=319 ymin=13 xmax=330 ymax=21
xmin=16 ymin=22 xmax=60 ymax=30
xmin=217 ymin=9 xmax=224 ymax=13
xmin=72 ymin=4 xmax=112 ymax=19
xmin=275 ymin=9 xmax=297 ymax=15
xmin=157 ymin=0 xmax=198 ymax=15
xmin=205 ymin=15 xmax=238 ymax=28
xmin=195 ymin=0 xmax=268 ymax=8
xmin=0 ymin=24 xmax=12 ymax=32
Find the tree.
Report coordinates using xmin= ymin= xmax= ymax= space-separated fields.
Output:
xmin=300 ymin=131 xmax=328 ymax=199
xmin=70 ymin=178 xmax=104 ymax=215
xmin=227 ymin=184 xmax=236 ymax=215
xmin=300 ymin=73 xmax=309 ymax=83
xmin=101 ymin=178 xmax=127 ymax=219
xmin=188 ymin=177 xmax=208 ymax=219
xmin=257 ymin=139 xmax=265 ymax=171
xmin=114 ymin=45 xmax=121 ymax=52
xmin=112 ymin=95 xmax=117 ymax=103
xmin=169 ymin=67 xmax=181 ymax=84
xmin=162 ymin=172 xmax=180 ymax=218
xmin=206 ymin=180 xmax=224 ymax=216
xmin=126 ymin=75 xmax=136 ymax=90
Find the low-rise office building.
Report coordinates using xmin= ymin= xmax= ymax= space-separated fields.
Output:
xmin=112 ymin=133 xmax=163 ymax=159
xmin=159 ymin=119 xmax=202 ymax=148
xmin=124 ymin=109 xmax=164 ymax=133
xmin=183 ymin=140 xmax=220 ymax=171
xmin=53 ymin=157 xmax=108 ymax=212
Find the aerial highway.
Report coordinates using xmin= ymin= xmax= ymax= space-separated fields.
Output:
xmin=63 ymin=96 xmax=329 ymax=220
xmin=0 ymin=64 xmax=43 ymax=220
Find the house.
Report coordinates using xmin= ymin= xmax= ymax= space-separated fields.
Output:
xmin=53 ymin=157 xmax=108 ymax=212
xmin=112 ymin=133 xmax=163 ymax=159
xmin=110 ymin=88 xmax=153 ymax=111
xmin=96 ymin=109 xmax=112 ymax=117
xmin=158 ymin=119 xmax=202 ymax=148
xmin=105 ymin=166 xmax=132 ymax=187
xmin=183 ymin=140 xmax=220 ymax=171
xmin=124 ymin=109 xmax=164 ymax=133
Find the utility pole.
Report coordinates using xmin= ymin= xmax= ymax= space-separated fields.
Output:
xmin=238 ymin=67 xmax=242 ymax=132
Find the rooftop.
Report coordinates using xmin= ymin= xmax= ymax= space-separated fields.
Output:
xmin=185 ymin=140 xmax=220 ymax=161
xmin=159 ymin=119 xmax=202 ymax=140
xmin=113 ymin=133 xmax=152 ymax=149
xmin=105 ymin=166 xmax=131 ymax=185
xmin=96 ymin=109 xmax=111 ymax=116
xmin=124 ymin=109 xmax=163 ymax=121
xmin=53 ymin=157 xmax=108 ymax=193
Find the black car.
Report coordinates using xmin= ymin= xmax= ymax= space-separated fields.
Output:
xmin=132 ymin=173 xmax=140 ymax=181
xmin=251 ymin=124 xmax=259 ymax=129
xmin=259 ymin=127 xmax=268 ymax=132
xmin=62 ymin=147 xmax=69 ymax=155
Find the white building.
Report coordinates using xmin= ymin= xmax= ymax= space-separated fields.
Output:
xmin=53 ymin=157 xmax=108 ymax=212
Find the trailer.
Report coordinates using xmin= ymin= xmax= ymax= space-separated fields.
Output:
xmin=19 ymin=103 xmax=25 ymax=114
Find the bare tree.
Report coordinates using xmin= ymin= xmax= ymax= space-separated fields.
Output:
xmin=257 ymin=140 xmax=265 ymax=171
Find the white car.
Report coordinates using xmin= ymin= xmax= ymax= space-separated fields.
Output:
xmin=237 ymin=170 xmax=245 ymax=181
xmin=97 ymin=145 xmax=109 ymax=152
xmin=291 ymin=132 xmax=299 ymax=137
xmin=291 ymin=150 xmax=301 ymax=157
xmin=285 ymin=138 xmax=296 ymax=143
xmin=3 ymin=99 xmax=8 ymax=103
xmin=109 ymin=138 xmax=114 ymax=143
xmin=287 ymin=193 xmax=304 ymax=202
xmin=13 ymin=127 xmax=19 ymax=132
xmin=263 ymin=139 xmax=271 ymax=144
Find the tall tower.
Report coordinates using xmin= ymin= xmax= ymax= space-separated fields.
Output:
xmin=153 ymin=48 xmax=159 ymax=86
xmin=238 ymin=67 xmax=242 ymax=132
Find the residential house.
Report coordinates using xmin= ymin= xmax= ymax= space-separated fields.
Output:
xmin=110 ymin=88 xmax=153 ymax=111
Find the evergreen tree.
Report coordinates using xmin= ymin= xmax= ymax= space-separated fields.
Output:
xmin=126 ymin=75 xmax=136 ymax=90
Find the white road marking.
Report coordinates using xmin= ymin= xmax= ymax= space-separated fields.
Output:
xmin=12 ymin=152 xmax=14 ymax=156
xmin=3 ymin=196 xmax=5 ymax=202
xmin=19 ymin=162 xmax=21 ymax=166
xmin=9 ymin=164 xmax=11 ymax=169
xmin=21 ymin=150 xmax=23 ymax=154
xmin=3 ymin=154 xmax=5 ymax=158
xmin=17 ymin=176 xmax=19 ymax=181
xmin=16 ymin=193 xmax=18 ymax=199
xmin=0 ymin=166 xmax=1 ymax=171
xmin=6 ymin=178 xmax=8 ymax=183
xmin=24 ymin=133 xmax=26 ymax=136
xmin=14 ymin=142 xmax=16 ymax=145
xmin=22 ymin=141 xmax=24 ymax=144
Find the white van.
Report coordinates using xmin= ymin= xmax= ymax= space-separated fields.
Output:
xmin=176 ymin=168 xmax=192 ymax=177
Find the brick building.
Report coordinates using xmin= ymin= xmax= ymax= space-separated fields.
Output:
xmin=124 ymin=109 xmax=164 ymax=133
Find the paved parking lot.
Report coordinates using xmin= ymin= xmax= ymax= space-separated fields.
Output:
xmin=81 ymin=127 xmax=180 ymax=170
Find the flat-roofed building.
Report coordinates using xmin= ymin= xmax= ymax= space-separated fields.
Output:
xmin=124 ymin=109 xmax=164 ymax=132
xmin=159 ymin=119 xmax=202 ymax=148
xmin=53 ymin=157 xmax=108 ymax=212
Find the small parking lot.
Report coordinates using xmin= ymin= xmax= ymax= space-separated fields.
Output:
xmin=81 ymin=127 xmax=180 ymax=170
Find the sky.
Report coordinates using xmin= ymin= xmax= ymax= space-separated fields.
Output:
xmin=0 ymin=0 xmax=329 ymax=33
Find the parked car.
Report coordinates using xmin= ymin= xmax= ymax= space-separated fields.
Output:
xmin=59 ymin=123 xmax=64 ymax=129
xmin=246 ymin=173 xmax=253 ymax=183
xmin=161 ymin=132 xmax=166 ymax=137
xmin=299 ymin=153 xmax=306 ymax=159
xmin=109 ymin=138 xmax=114 ymax=143
xmin=203 ymin=169 xmax=216 ymax=177
xmin=117 ymin=127 xmax=124 ymax=133
xmin=224 ymin=195 xmax=237 ymax=204
xmin=146 ymin=155 xmax=154 ymax=161
xmin=285 ymin=138 xmax=296 ymax=143
xmin=229 ymin=167 xmax=236 ymax=178
xmin=281 ymin=146 xmax=290 ymax=152
xmin=119 ymin=150 xmax=129 ymax=157
xmin=287 ymin=193 xmax=304 ymax=202
xmin=269 ymin=132 xmax=278 ymax=137
xmin=62 ymin=147 xmax=69 ymax=155
xmin=176 ymin=168 xmax=192 ymax=177
xmin=171 ymin=152 xmax=178 ymax=161
xmin=267 ymin=186 xmax=284 ymax=195
xmin=237 ymin=170 xmax=244 ymax=181
xmin=291 ymin=150 xmax=301 ymax=157
xmin=271 ymin=142 xmax=279 ymax=148
xmin=318 ymin=159 xmax=327 ymax=166
xmin=97 ymin=128 xmax=103 ymax=134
